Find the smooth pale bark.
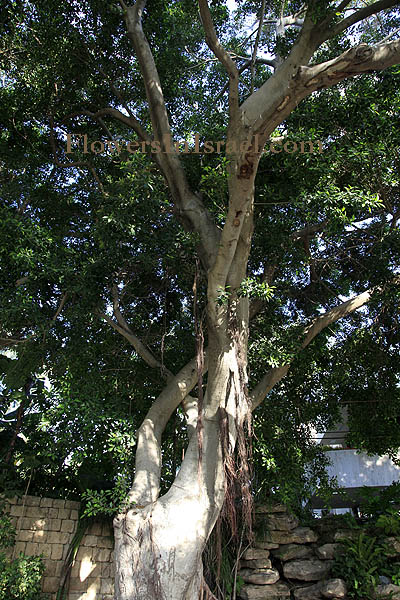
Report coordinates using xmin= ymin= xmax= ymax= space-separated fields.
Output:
xmin=114 ymin=294 xmax=251 ymax=600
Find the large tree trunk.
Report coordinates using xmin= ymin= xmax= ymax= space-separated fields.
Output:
xmin=114 ymin=284 xmax=252 ymax=600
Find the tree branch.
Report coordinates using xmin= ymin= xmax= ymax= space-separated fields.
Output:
xmin=97 ymin=308 xmax=170 ymax=377
xmin=250 ymin=276 xmax=400 ymax=409
xmin=324 ymin=0 xmax=400 ymax=42
xmin=241 ymin=39 xmax=400 ymax=142
xmin=198 ymin=0 xmax=239 ymax=123
xmin=250 ymin=0 xmax=267 ymax=94
xmin=128 ymin=352 xmax=208 ymax=505
xmin=123 ymin=0 xmax=220 ymax=270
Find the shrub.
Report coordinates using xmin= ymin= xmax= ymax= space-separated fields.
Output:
xmin=0 ymin=510 xmax=48 ymax=600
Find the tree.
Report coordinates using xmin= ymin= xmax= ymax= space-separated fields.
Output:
xmin=1 ymin=1 xmax=400 ymax=598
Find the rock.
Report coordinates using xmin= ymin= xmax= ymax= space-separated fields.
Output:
xmin=384 ymin=537 xmax=400 ymax=557
xmin=240 ymin=558 xmax=272 ymax=570
xmin=254 ymin=541 xmax=279 ymax=550
xmin=238 ymin=568 xmax=280 ymax=585
xmin=255 ymin=504 xmax=287 ymax=514
xmin=315 ymin=544 xmax=339 ymax=560
xmin=258 ymin=526 xmax=318 ymax=545
xmin=242 ymin=548 xmax=270 ymax=561
xmin=320 ymin=578 xmax=347 ymax=598
xmin=283 ymin=559 xmax=333 ymax=581
xmin=375 ymin=583 xmax=400 ymax=599
xmin=265 ymin=513 xmax=299 ymax=531
xmin=239 ymin=582 xmax=291 ymax=599
xmin=272 ymin=543 xmax=313 ymax=562
xmin=293 ymin=582 xmax=323 ymax=600
xmin=334 ymin=529 xmax=359 ymax=541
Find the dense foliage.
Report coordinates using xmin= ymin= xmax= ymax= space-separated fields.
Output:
xmin=0 ymin=0 xmax=399 ymax=516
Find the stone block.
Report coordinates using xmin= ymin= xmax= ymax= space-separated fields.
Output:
xmin=334 ymin=529 xmax=358 ymax=541
xmin=315 ymin=544 xmax=339 ymax=560
xmin=238 ymin=568 xmax=280 ymax=585
xmin=52 ymin=499 xmax=65 ymax=508
xmin=255 ymin=504 xmax=287 ymax=514
xmin=77 ymin=546 xmax=93 ymax=561
xmin=264 ymin=513 xmax=299 ymax=532
xmin=7 ymin=496 xmax=18 ymax=504
xmin=22 ymin=495 xmax=40 ymax=506
xmin=83 ymin=534 xmax=98 ymax=547
xmin=42 ymin=577 xmax=59 ymax=593
xmin=20 ymin=517 xmax=36 ymax=530
xmin=51 ymin=543 xmax=64 ymax=560
xmin=88 ymin=522 xmax=102 ymax=536
xmin=70 ymin=509 xmax=79 ymax=520
xmin=70 ymin=562 xmax=80 ymax=578
xmin=375 ymin=583 xmax=400 ymax=599
xmin=65 ymin=500 xmax=80 ymax=509
xmin=43 ymin=559 xmax=62 ymax=577
xmin=320 ymin=578 xmax=347 ymax=598
xmin=32 ymin=529 xmax=47 ymax=542
xmin=242 ymin=548 xmax=270 ymax=560
xmin=57 ymin=508 xmax=70 ymax=519
xmin=40 ymin=498 xmax=54 ymax=507
xmin=61 ymin=519 xmax=75 ymax=533
xmin=293 ymin=582 xmax=323 ymax=600
xmin=98 ymin=536 xmax=113 ymax=548
xmin=93 ymin=547 xmax=111 ymax=562
xmin=102 ymin=522 xmax=112 ymax=536
xmin=47 ymin=531 xmax=69 ymax=544
xmin=26 ymin=506 xmax=47 ymax=518
xmin=19 ymin=530 xmax=34 ymax=542
xmin=272 ymin=543 xmax=313 ymax=562
xmin=240 ymin=558 xmax=272 ymax=569
xmin=38 ymin=543 xmax=52 ymax=558
xmin=283 ymin=559 xmax=333 ymax=582
xmin=102 ymin=563 xmax=115 ymax=577
xmin=101 ymin=579 xmax=114 ymax=595
xmin=239 ymin=582 xmax=290 ymax=599
xmin=9 ymin=516 xmax=19 ymax=528
xmin=48 ymin=508 xmax=59 ymax=518
xmin=254 ymin=541 xmax=279 ymax=550
xmin=10 ymin=504 xmax=25 ymax=517
xmin=25 ymin=542 xmax=39 ymax=556
xmin=14 ymin=541 xmax=26 ymax=555
xmin=384 ymin=537 xmax=400 ymax=557
xmin=49 ymin=518 xmax=61 ymax=531
xmin=86 ymin=576 xmax=101 ymax=592
xmin=258 ymin=526 xmax=318 ymax=545
xmin=69 ymin=577 xmax=86 ymax=592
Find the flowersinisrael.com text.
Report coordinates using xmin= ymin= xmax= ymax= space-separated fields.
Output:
xmin=66 ymin=133 xmax=323 ymax=156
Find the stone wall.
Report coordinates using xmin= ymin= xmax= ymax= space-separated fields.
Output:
xmin=239 ymin=504 xmax=400 ymax=600
xmin=5 ymin=495 xmax=400 ymax=599
xmin=4 ymin=495 xmax=114 ymax=600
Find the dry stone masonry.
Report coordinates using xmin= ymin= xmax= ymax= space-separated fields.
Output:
xmin=4 ymin=495 xmax=400 ymax=599
xmin=239 ymin=504 xmax=400 ymax=600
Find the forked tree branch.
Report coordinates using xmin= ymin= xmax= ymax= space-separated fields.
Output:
xmin=241 ymin=38 xmax=400 ymax=141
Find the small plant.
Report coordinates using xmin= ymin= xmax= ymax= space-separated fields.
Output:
xmin=81 ymin=476 xmax=130 ymax=517
xmin=357 ymin=482 xmax=400 ymax=520
xmin=0 ymin=509 xmax=47 ymax=600
xmin=376 ymin=508 xmax=400 ymax=536
xmin=332 ymin=531 xmax=387 ymax=599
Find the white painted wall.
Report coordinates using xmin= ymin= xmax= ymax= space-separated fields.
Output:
xmin=325 ymin=449 xmax=400 ymax=488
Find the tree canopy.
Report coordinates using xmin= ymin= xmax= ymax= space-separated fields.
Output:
xmin=1 ymin=0 xmax=400 ymax=515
